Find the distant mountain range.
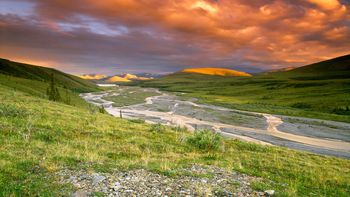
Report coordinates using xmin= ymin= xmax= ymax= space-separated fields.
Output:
xmin=78 ymin=73 xmax=159 ymax=83
xmin=79 ymin=74 xmax=107 ymax=80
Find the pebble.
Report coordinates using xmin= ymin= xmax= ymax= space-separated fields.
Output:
xmin=71 ymin=190 xmax=90 ymax=197
xmin=264 ymin=190 xmax=275 ymax=196
xmin=92 ymin=174 xmax=106 ymax=185
xmin=57 ymin=165 xmax=266 ymax=196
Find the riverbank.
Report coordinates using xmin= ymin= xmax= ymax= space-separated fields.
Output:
xmin=81 ymin=86 xmax=350 ymax=158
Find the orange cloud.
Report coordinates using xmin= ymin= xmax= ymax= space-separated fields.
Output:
xmin=308 ymin=0 xmax=341 ymax=10
xmin=1 ymin=0 xmax=350 ymax=73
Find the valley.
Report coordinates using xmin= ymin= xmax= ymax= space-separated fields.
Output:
xmin=1 ymin=58 xmax=350 ymax=196
xmin=82 ymin=86 xmax=350 ymax=158
xmin=2 ymin=0 xmax=350 ymax=195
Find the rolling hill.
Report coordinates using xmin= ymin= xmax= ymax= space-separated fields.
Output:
xmin=0 ymin=58 xmax=99 ymax=93
xmin=0 ymin=58 xmax=100 ymax=108
xmin=137 ymin=55 xmax=350 ymax=122
xmin=181 ymin=67 xmax=252 ymax=77
xmin=288 ymin=54 xmax=350 ymax=74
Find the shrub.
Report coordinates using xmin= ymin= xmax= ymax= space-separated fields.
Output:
xmin=149 ymin=123 xmax=166 ymax=133
xmin=46 ymin=74 xmax=61 ymax=102
xmin=332 ymin=106 xmax=350 ymax=115
xmin=99 ymin=106 xmax=107 ymax=114
xmin=291 ymin=102 xmax=312 ymax=109
xmin=171 ymin=126 xmax=188 ymax=132
xmin=186 ymin=130 xmax=222 ymax=151
xmin=129 ymin=119 xmax=145 ymax=124
xmin=0 ymin=104 xmax=29 ymax=118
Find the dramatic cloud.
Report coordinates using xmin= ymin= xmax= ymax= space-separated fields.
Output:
xmin=0 ymin=0 xmax=349 ymax=74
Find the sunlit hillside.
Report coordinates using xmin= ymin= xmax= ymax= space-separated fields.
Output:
xmin=182 ymin=68 xmax=252 ymax=77
xmin=107 ymin=75 xmax=131 ymax=82
xmin=107 ymin=74 xmax=153 ymax=82
xmin=79 ymin=74 xmax=107 ymax=80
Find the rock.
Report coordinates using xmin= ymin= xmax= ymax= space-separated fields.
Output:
xmin=264 ymin=190 xmax=275 ymax=196
xmin=165 ymin=187 xmax=172 ymax=191
xmin=57 ymin=164 xmax=263 ymax=196
xmin=111 ymin=182 xmax=122 ymax=191
xmin=71 ymin=190 xmax=90 ymax=197
xmin=68 ymin=176 xmax=77 ymax=182
xmin=92 ymin=174 xmax=106 ymax=185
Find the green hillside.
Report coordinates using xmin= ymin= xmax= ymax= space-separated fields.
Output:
xmin=137 ymin=55 xmax=350 ymax=122
xmin=0 ymin=69 xmax=350 ymax=196
xmin=0 ymin=59 xmax=101 ymax=109
xmin=0 ymin=58 xmax=99 ymax=93
xmin=289 ymin=54 xmax=350 ymax=74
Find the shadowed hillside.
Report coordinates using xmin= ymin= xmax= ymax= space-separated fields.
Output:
xmin=0 ymin=58 xmax=99 ymax=93
xmin=288 ymin=54 xmax=350 ymax=74
xmin=0 ymin=58 xmax=100 ymax=108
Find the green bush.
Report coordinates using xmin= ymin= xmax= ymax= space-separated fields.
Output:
xmin=291 ymin=102 xmax=312 ymax=109
xmin=129 ymin=119 xmax=145 ymax=124
xmin=0 ymin=104 xmax=29 ymax=118
xmin=332 ymin=106 xmax=350 ymax=115
xmin=98 ymin=107 xmax=107 ymax=114
xmin=186 ymin=130 xmax=222 ymax=151
xmin=171 ymin=126 xmax=188 ymax=132
xmin=149 ymin=123 xmax=166 ymax=133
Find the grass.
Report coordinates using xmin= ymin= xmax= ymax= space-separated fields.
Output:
xmin=0 ymin=58 xmax=99 ymax=93
xmin=0 ymin=76 xmax=350 ymax=196
xmin=136 ymin=71 xmax=350 ymax=123
xmin=1 ymin=57 xmax=350 ymax=196
xmin=149 ymin=123 xmax=166 ymax=133
xmin=0 ymin=73 xmax=93 ymax=109
xmin=186 ymin=130 xmax=223 ymax=151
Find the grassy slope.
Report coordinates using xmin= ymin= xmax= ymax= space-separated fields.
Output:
xmin=0 ymin=58 xmax=99 ymax=93
xmin=290 ymin=54 xmax=350 ymax=73
xmin=0 ymin=74 xmax=92 ymax=109
xmin=137 ymin=55 xmax=350 ymax=122
xmin=0 ymin=58 xmax=101 ymax=109
xmin=0 ymin=74 xmax=349 ymax=196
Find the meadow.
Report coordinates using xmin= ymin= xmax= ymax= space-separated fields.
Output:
xmin=1 ymin=56 xmax=350 ymax=196
xmin=137 ymin=71 xmax=350 ymax=123
xmin=0 ymin=72 xmax=350 ymax=196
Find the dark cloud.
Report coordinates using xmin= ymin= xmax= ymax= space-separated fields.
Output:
xmin=0 ymin=0 xmax=349 ymax=74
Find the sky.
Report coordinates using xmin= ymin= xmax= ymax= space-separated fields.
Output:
xmin=0 ymin=0 xmax=349 ymax=75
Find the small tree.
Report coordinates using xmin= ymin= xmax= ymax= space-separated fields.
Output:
xmin=47 ymin=74 xmax=61 ymax=101
xmin=64 ymin=88 xmax=71 ymax=105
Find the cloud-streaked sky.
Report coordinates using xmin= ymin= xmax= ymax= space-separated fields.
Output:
xmin=1 ymin=0 xmax=349 ymax=74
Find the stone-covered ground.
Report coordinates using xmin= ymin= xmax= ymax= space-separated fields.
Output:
xmin=57 ymin=165 xmax=274 ymax=197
